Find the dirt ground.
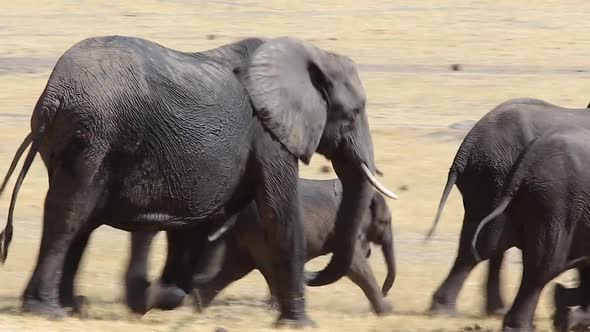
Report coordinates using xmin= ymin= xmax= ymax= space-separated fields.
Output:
xmin=1 ymin=1 xmax=590 ymax=331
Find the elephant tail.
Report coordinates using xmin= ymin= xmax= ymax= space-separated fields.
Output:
xmin=471 ymin=197 xmax=512 ymax=262
xmin=0 ymin=133 xmax=33 ymax=197
xmin=424 ymin=168 xmax=457 ymax=241
xmin=0 ymin=95 xmax=57 ymax=264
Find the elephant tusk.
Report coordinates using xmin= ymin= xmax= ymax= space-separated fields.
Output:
xmin=208 ymin=215 xmax=238 ymax=241
xmin=361 ymin=163 xmax=399 ymax=200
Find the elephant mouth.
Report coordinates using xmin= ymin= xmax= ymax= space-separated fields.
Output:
xmin=361 ymin=163 xmax=398 ymax=200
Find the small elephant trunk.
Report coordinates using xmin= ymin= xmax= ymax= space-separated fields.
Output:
xmin=380 ymin=226 xmax=396 ymax=296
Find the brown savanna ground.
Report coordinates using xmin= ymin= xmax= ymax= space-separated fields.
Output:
xmin=1 ymin=1 xmax=590 ymax=331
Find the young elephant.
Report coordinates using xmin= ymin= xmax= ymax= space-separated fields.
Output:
xmin=192 ymin=178 xmax=395 ymax=315
xmin=125 ymin=178 xmax=395 ymax=315
xmin=426 ymin=98 xmax=590 ymax=316
xmin=471 ymin=128 xmax=590 ymax=331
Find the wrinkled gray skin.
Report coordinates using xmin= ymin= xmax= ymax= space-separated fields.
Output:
xmin=470 ymin=128 xmax=590 ymax=331
xmin=0 ymin=35 xmax=393 ymax=327
xmin=426 ymin=98 xmax=590 ymax=317
xmin=125 ymin=178 xmax=395 ymax=316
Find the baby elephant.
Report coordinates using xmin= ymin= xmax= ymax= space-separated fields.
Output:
xmin=190 ymin=178 xmax=396 ymax=315
xmin=193 ymin=179 xmax=395 ymax=315
xmin=471 ymin=128 xmax=590 ymax=331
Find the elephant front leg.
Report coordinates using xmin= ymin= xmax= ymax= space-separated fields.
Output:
xmin=346 ymin=247 xmax=392 ymax=316
xmin=255 ymin=168 xmax=314 ymax=328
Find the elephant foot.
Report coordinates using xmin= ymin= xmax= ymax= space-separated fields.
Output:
xmin=428 ymin=299 xmax=458 ymax=317
xmin=146 ymin=281 xmax=187 ymax=311
xmin=273 ymin=314 xmax=316 ymax=329
xmin=22 ymin=298 xmax=67 ymax=319
xmin=64 ymin=295 xmax=88 ymax=318
xmin=373 ymin=299 xmax=393 ymax=316
xmin=125 ymin=277 xmax=150 ymax=314
xmin=553 ymin=306 xmax=590 ymax=332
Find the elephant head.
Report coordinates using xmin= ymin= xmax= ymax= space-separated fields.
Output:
xmin=365 ymin=193 xmax=395 ymax=296
xmin=237 ymin=37 xmax=397 ymax=286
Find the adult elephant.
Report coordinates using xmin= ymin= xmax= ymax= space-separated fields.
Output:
xmin=123 ymin=178 xmax=395 ymax=316
xmin=425 ymin=98 xmax=590 ymax=316
xmin=0 ymin=35 xmax=396 ymax=327
xmin=471 ymin=128 xmax=590 ymax=331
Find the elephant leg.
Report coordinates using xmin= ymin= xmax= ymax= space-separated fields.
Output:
xmin=431 ymin=210 xmax=509 ymax=316
xmin=22 ymin=167 xmax=102 ymax=317
xmin=553 ymin=267 xmax=590 ymax=332
xmin=485 ymin=252 xmax=507 ymax=316
xmin=59 ymin=228 xmax=94 ymax=315
xmin=259 ymin=264 xmax=280 ymax=311
xmin=125 ymin=230 xmax=157 ymax=314
xmin=430 ymin=213 xmax=481 ymax=316
xmin=193 ymin=247 xmax=253 ymax=312
xmin=254 ymin=171 xmax=312 ymax=327
xmin=502 ymin=268 xmax=546 ymax=331
xmin=147 ymin=230 xmax=203 ymax=312
xmin=346 ymin=246 xmax=392 ymax=316
xmin=503 ymin=222 xmax=567 ymax=331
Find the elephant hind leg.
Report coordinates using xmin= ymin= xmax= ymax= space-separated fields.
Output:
xmin=485 ymin=252 xmax=507 ymax=316
xmin=346 ymin=247 xmax=392 ymax=316
xmin=431 ymin=210 xmax=511 ymax=316
xmin=59 ymin=228 xmax=95 ymax=316
xmin=430 ymin=213 xmax=482 ymax=316
xmin=503 ymin=219 xmax=570 ymax=331
xmin=22 ymin=165 xmax=104 ymax=317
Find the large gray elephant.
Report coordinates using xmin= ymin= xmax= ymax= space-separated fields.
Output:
xmin=124 ymin=178 xmax=395 ymax=316
xmin=426 ymin=98 xmax=590 ymax=316
xmin=0 ymin=35 xmax=396 ymax=326
xmin=471 ymin=128 xmax=590 ymax=331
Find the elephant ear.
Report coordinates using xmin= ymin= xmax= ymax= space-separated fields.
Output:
xmin=238 ymin=37 xmax=328 ymax=164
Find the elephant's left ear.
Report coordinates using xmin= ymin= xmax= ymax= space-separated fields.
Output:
xmin=237 ymin=37 xmax=328 ymax=164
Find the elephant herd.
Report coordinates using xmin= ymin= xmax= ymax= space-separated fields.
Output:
xmin=0 ymin=34 xmax=588 ymax=331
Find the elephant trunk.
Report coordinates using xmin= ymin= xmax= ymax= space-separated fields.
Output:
xmin=380 ymin=224 xmax=396 ymax=296
xmin=307 ymin=110 xmax=397 ymax=287
xmin=306 ymin=158 xmax=376 ymax=287
xmin=305 ymin=165 xmax=396 ymax=287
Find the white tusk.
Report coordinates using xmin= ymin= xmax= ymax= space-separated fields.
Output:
xmin=361 ymin=163 xmax=399 ymax=200
xmin=208 ymin=223 xmax=231 ymax=242
xmin=208 ymin=217 xmax=237 ymax=242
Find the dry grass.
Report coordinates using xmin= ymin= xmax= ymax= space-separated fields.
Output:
xmin=1 ymin=1 xmax=589 ymax=331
